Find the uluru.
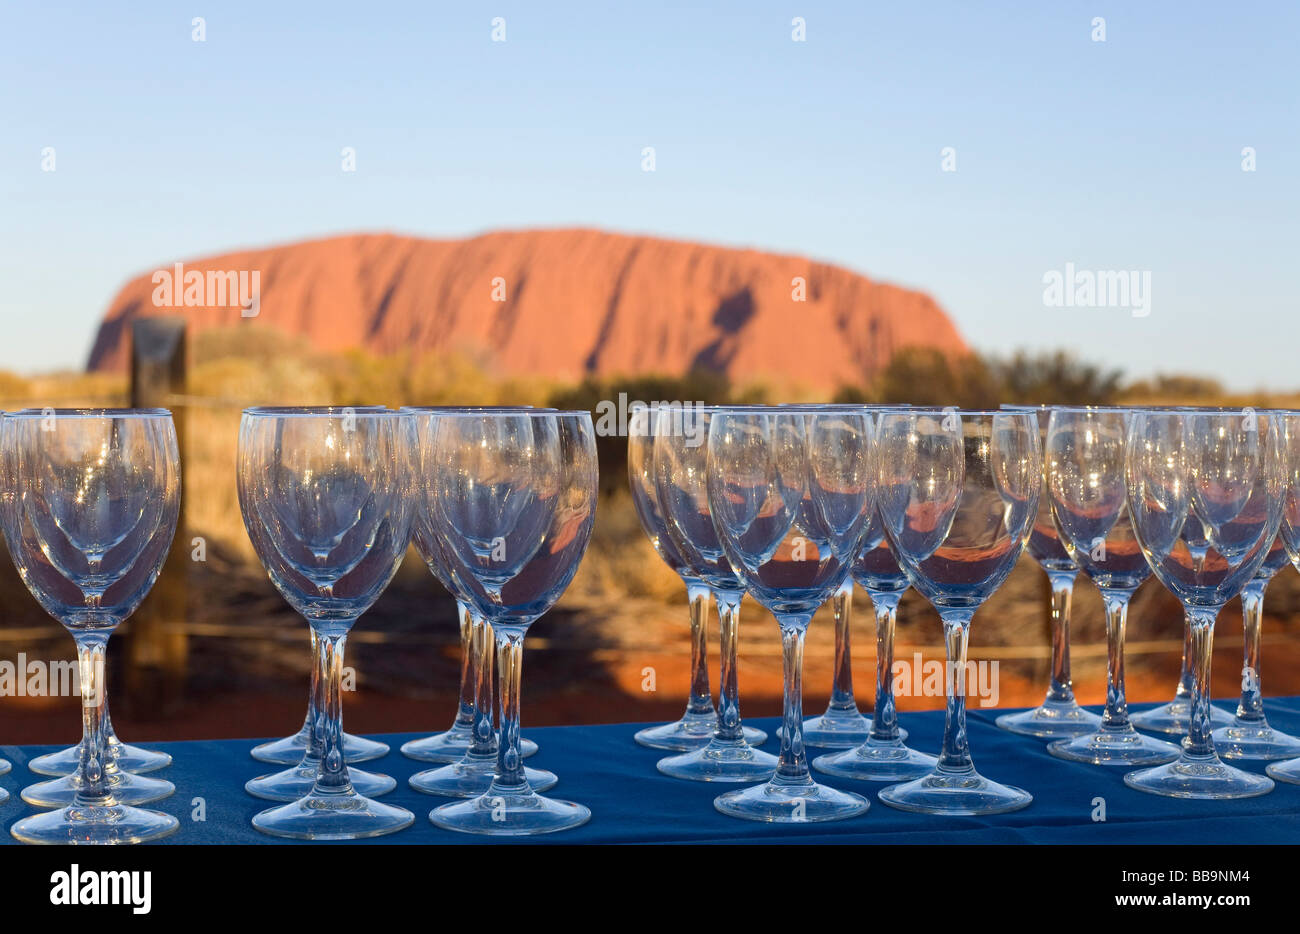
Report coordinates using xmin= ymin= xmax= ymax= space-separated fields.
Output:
xmin=86 ymin=229 xmax=968 ymax=392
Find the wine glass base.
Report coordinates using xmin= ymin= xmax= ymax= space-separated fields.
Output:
xmin=252 ymin=790 xmax=414 ymax=840
xmin=1130 ymin=700 xmax=1235 ymax=735
xmin=657 ymin=739 xmax=778 ymax=782
xmin=11 ymin=803 xmax=179 ymax=845
xmin=995 ymin=701 xmax=1101 ymax=738
xmin=1212 ymin=721 xmax=1300 ymax=761
xmin=245 ymin=763 xmax=397 ymax=802
xmin=714 ymin=777 xmax=869 ymax=823
xmin=633 ymin=713 xmax=767 ymax=751
xmin=1265 ymin=757 xmax=1300 ymax=785
xmin=0 ymin=787 xmax=7 ymax=806
xmin=780 ymin=708 xmax=906 ymax=748
xmin=1125 ymin=755 xmax=1274 ymax=799
xmin=1047 ymin=727 xmax=1180 ymax=766
xmin=252 ymin=729 xmax=390 ymax=766
xmin=29 ymin=740 xmax=172 ymax=777
xmin=21 ymin=769 xmax=175 ymax=807
xmin=400 ymin=729 xmax=537 ymax=763
xmin=878 ymin=768 xmax=1033 ymax=816
xmin=812 ymin=739 xmax=938 ymax=782
xmin=0 ymin=757 xmax=10 ymax=776
xmin=430 ymin=787 xmax=591 ymax=836
xmin=409 ymin=757 xmax=558 ymax=798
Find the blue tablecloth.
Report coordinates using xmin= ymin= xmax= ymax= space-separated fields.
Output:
xmin=3 ymin=699 xmax=1298 ymax=844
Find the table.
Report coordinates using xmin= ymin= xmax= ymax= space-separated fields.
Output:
xmin=4 ymin=699 xmax=1299 ymax=844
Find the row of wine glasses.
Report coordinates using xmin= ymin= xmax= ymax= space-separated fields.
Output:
xmin=632 ymin=403 xmax=1300 ymax=819
xmin=1001 ymin=406 xmax=1300 ymax=798
xmin=3 ymin=402 xmax=1297 ymax=841
xmin=235 ymin=405 xmax=599 ymax=839
xmin=633 ymin=404 xmax=1042 ymax=819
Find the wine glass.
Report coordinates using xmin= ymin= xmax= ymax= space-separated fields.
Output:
xmin=422 ymin=410 xmax=598 ymax=835
xmin=1130 ymin=406 xmax=1243 ymax=735
xmin=876 ymin=409 xmax=1041 ymax=815
xmin=788 ymin=404 xmax=910 ymax=749
xmin=813 ymin=493 xmax=936 ymax=781
xmin=653 ymin=404 xmax=778 ymax=782
xmin=707 ymin=407 xmax=873 ymax=821
xmin=630 ymin=403 xmax=765 ymax=750
xmin=399 ymin=406 xmax=541 ymax=764
xmin=238 ymin=408 xmax=405 ymax=804
xmin=1123 ymin=408 xmax=1282 ymax=798
xmin=405 ymin=411 xmax=557 ymax=798
xmin=1263 ymin=412 xmax=1300 ymax=782
xmin=1042 ymin=407 xmax=1179 ymax=765
xmin=995 ymin=405 xmax=1100 ymax=738
xmin=246 ymin=404 xmax=395 ymax=769
xmin=239 ymin=407 xmax=415 ymax=838
xmin=3 ymin=408 xmax=181 ymax=844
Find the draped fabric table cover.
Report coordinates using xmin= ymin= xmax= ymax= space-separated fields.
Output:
xmin=4 ymin=700 xmax=1298 ymax=844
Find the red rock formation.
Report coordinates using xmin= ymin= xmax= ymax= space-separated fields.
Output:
xmin=86 ymin=229 xmax=968 ymax=391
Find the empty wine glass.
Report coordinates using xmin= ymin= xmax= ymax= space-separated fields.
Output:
xmin=17 ymin=423 xmax=173 ymax=780
xmin=876 ymin=409 xmax=1040 ymax=815
xmin=239 ymin=406 xmax=415 ymax=838
xmin=996 ymin=404 xmax=1100 ymax=739
xmin=238 ymin=408 xmax=403 ymax=805
xmin=3 ymin=408 xmax=181 ymax=844
xmin=1123 ymin=408 xmax=1282 ymax=799
xmin=813 ymin=495 xmax=935 ymax=781
xmin=1131 ymin=406 xmax=1243 ymax=736
xmin=247 ymin=405 xmax=392 ymax=769
xmin=629 ymin=403 xmax=764 ymax=751
xmin=1043 ymin=407 xmax=1179 ymax=766
xmin=791 ymin=405 xmax=911 ymax=749
xmin=423 ymin=410 xmax=598 ymax=835
xmin=653 ymin=404 xmax=778 ymax=782
xmin=405 ymin=411 xmax=556 ymax=798
xmin=399 ymin=406 xmax=540 ymax=764
xmin=707 ymin=407 xmax=873 ymax=821
xmin=1264 ymin=412 xmax=1300 ymax=783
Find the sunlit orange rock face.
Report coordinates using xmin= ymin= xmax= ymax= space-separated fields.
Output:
xmin=86 ymin=229 xmax=968 ymax=391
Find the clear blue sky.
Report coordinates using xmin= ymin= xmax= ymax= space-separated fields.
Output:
xmin=1 ymin=1 xmax=1296 ymax=389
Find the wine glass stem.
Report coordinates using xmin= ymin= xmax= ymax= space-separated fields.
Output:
xmin=468 ymin=617 xmax=497 ymax=754
xmin=453 ymin=601 xmax=476 ymax=729
xmin=492 ymin=629 xmax=528 ymax=791
xmin=776 ymin=618 xmax=811 ymax=782
xmin=312 ymin=628 xmax=354 ymax=795
xmin=1100 ymin=589 xmax=1134 ymax=730
xmin=828 ymin=582 xmax=855 ymax=711
xmin=1045 ymin=570 xmax=1076 ymax=704
xmin=73 ymin=633 xmax=110 ymax=805
xmin=869 ymin=590 xmax=903 ymax=741
xmin=937 ymin=613 xmax=974 ymax=773
xmin=685 ymin=582 xmax=713 ymax=716
xmin=1237 ymin=580 xmax=1267 ymax=723
xmin=1185 ymin=607 xmax=1221 ymax=758
xmin=1174 ymin=616 xmax=1194 ymax=701
xmin=302 ymin=627 xmax=322 ymax=737
xmin=715 ymin=591 xmax=745 ymax=742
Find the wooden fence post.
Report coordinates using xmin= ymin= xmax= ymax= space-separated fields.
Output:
xmin=124 ymin=317 xmax=190 ymax=718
